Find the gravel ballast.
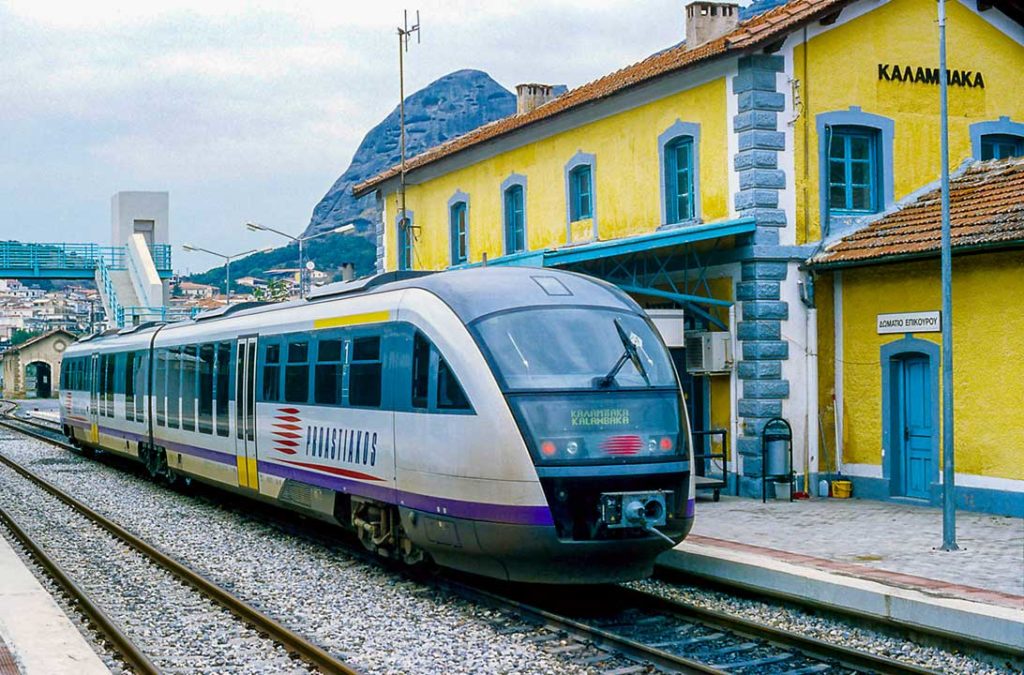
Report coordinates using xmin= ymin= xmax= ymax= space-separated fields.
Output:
xmin=0 ymin=427 xmax=1012 ymax=674
xmin=0 ymin=432 xmax=584 ymax=674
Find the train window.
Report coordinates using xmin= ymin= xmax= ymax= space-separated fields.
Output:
xmin=125 ymin=351 xmax=136 ymax=422
xmin=314 ymin=339 xmax=342 ymax=405
xmin=134 ymin=352 xmax=146 ymax=423
xmin=262 ymin=343 xmax=281 ymax=402
xmin=215 ymin=342 xmax=231 ymax=437
xmin=104 ymin=354 xmax=115 ymax=417
xmin=349 ymin=336 xmax=382 ymax=408
xmin=182 ymin=345 xmax=198 ymax=432
xmin=437 ymin=358 xmax=470 ymax=410
xmin=198 ymin=344 xmax=214 ymax=434
xmin=156 ymin=350 xmax=167 ymax=426
xmin=236 ymin=342 xmax=245 ymax=439
xmin=167 ymin=347 xmax=181 ymax=428
xmin=284 ymin=341 xmax=310 ymax=404
xmin=411 ymin=332 xmax=430 ymax=409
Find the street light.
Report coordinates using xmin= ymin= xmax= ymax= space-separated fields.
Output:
xmin=244 ymin=222 xmax=355 ymax=298
xmin=182 ymin=244 xmax=273 ymax=303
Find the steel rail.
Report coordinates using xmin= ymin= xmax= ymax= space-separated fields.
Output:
xmin=441 ymin=579 xmax=727 ymax=674
xmin=0 ymin=504 xmax=160 ymax=675
xmin=613 ymin=585 xmax=942 ymax=675
xmin=0 ymin=421 xmax=359 ymax=675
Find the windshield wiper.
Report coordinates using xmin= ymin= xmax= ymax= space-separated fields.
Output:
xmin=595 ymin=318 xmax=651 ymax=388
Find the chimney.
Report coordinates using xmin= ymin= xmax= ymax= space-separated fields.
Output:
xmin=685 ymin=1 xmax=740 ymax=48
xmin=516 ymin=83 xmax=556 ymax=115
xmin=341 ymin=262 xmax=355 ymax=282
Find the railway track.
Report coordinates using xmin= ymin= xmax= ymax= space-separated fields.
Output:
xmin=0 ymin=406 xmax=357 ymax=675
xmin=0 ymin=404 xmax=963 ymax=674
xmin=442 ymin=579 xmax=941 ymax=675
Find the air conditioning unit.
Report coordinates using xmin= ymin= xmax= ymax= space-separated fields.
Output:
xmin=685 ymin=332 xmax=733 ymax=374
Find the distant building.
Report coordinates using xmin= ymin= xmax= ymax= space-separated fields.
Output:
xmin=1 ymin=329 xmax=76 ymax=399
xmin=177 ymin=281 xmax=218 ymax=299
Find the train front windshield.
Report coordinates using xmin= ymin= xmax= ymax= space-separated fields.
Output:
xmin=474 ymin=307 xmax=687 ymax=465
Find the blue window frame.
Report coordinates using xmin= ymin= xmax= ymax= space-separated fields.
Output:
xmin=827 ymin=126 xmax=880 ymax=214
xmin=449 ymin=201 xmax=468 ymax=265
xmin=504 ymin=185 xmax=525 ymax=254
xmin=569 ymin=164 xmax=592 ymax=221
xmin=663 ymin=137 xmax=694 ymax=223
xmin=397 ymin=217 xmax=412 ymax=271
xmin=980 ymin=134 xmax=1023 ymax=160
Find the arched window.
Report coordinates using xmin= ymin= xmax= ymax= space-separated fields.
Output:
xmin=449 ymin=201 xmax=468 ymax=265
xmin=980 ymin=134 xmax=1024 ymax=160
xmin=503 ymin=185 xmax=525 ymax=254
xmin=826 ymin=125 xmax=881 ymax=214
xmin=568 ymin=164 xmax=592 ymax=221
xmin=663 ymin=136 xmax=695 ymax=224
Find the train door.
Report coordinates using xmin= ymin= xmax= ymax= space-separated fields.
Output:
xmin=88 ymin=353 xmax=99 ymax=444
xmin=234 ymin=337 xmax=259 ymax=491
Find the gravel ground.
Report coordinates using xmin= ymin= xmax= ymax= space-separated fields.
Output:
xmin=0 ymin=432 xmax=587 ymax=675
xmin=1 ymin=426 xmax=1010 ymax=675
xmin=0 ymin=461 xmax=312 ymax=674
xmin=627 ymin=578 xmax=1018 ymax=674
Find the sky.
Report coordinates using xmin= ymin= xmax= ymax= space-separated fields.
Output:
xmin=0 ymin=0 xmax=694 ymax=274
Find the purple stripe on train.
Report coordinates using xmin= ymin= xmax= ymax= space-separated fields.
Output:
xmin=258 ymin=460 xmax=554 ymax=527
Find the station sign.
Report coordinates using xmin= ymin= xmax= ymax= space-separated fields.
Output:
xmin=877 ymin=64 xmax=985 ymax=88
xmin=876 ymin=311 xmax=941 ymax=334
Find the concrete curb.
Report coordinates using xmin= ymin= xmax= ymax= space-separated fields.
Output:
xmin=658 ymin=542 xmax=1024 ymax=654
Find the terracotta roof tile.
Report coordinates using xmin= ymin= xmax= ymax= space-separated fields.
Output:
xmin=354 ymin=0 xmax=851 ymax=195
xmin=810 ymin=157 xmax=1024 ymax=267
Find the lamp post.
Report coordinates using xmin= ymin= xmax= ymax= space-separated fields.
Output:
xmin=937 ymin=0 xmax=958 ymax=552
xmin=181 ymin=244 xmax=271 ymax=303
xmin=244 ymin=223 xmax=355 ymax=298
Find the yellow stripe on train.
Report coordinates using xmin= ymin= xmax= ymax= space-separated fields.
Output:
xmin=313 ymin=311 xmax=391 ymax=330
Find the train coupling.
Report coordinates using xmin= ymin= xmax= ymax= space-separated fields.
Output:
xmin=598 ymin=491 xmax=669 ymax=529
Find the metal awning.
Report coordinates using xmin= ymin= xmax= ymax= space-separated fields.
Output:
xmin=473 ymin=217 xmax=755 ymax=329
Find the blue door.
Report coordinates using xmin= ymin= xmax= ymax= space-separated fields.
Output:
xmin=898 ymin=356 xmax=934 ymax=499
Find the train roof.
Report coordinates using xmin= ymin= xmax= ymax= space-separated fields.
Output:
xmin=70 ymin=267 xmax=636 ymax=348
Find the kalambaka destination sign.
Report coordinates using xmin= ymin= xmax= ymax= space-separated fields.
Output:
xmin=878 ymin=64 xmax=985 ymax=88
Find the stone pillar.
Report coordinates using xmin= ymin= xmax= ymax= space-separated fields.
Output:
xmin=732 ymin=53 xmax=790 ymax=497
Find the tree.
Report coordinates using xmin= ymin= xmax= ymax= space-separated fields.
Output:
xmin=10 ymin=329 xmax=42 ymax=346
xmin=252 ymin=279 xmax=290 ymax=303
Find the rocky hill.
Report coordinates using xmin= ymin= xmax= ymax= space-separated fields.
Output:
xmin=305 ymin=69 xmax=517 ymax=239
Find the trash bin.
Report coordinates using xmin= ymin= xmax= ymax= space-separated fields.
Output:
xmin=773 ymin=479 xmax=792 ymax=500
xmin=761 ymin=417 xmax=794 ymax=504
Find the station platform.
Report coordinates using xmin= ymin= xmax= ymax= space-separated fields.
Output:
xmin=0 ymin=529 xmax=109 ymax=674
xmin=660 ymin=495 xmax=1024 ymax=654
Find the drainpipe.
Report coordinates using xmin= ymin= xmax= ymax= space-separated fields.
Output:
xmin=806 ymin=307 xmax=819 ymax=493
xmin=729 ymin=303 xmax=740 ymax=488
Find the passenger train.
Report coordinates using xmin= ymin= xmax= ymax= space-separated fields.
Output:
xmin=59 ymin=267 xmax=695 ymax=583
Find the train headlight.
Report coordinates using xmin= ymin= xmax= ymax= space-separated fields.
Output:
xmin=566 ymin=441 xmax=579 ymax=455
xmin=540 ymin=440 xmax=557 ymax=457
xmin=660 ymin=436 xmax=673 ymax=451
xmin=648 ymin=438 xmax=657 ymax=453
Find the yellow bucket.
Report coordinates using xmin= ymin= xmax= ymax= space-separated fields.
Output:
xmin=832 ymin=480 xmax=852 ymax=499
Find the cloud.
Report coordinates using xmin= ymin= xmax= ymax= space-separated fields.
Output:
xmin=0 ymin=0 xmax=686 ymax=260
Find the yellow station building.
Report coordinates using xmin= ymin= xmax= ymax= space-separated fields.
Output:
xmin=356 ymin=0 xmax=1024 ymax=514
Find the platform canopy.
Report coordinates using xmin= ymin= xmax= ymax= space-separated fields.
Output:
xmin=469 ymin=217 xmax=756 ymax=330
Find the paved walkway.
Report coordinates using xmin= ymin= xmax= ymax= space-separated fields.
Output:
xmin=689 ymin=495 xmax=1024 ymax=601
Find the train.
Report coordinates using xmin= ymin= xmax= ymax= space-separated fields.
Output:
xmin=59 ymin=267 xmax=695 ymax=583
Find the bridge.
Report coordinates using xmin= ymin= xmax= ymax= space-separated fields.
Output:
xmin=0 ymin=192 xmax=194 ymax=328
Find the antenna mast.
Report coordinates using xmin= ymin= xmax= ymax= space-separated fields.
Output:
xmin=397 ymin=9 xmax=421 ymax=269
